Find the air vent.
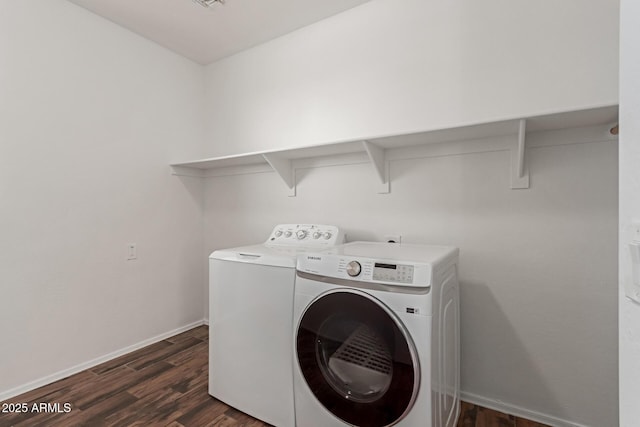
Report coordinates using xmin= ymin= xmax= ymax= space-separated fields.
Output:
xmin=192 ymin=0 xmax=225 ymax=8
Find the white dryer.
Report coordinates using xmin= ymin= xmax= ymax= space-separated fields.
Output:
xmin=293 ymin=242 xmax=460 ymax=427
xmin=208 ymin=224 xmax=344 ymax=427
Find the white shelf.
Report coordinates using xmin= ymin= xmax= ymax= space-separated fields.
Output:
xmin=171 ymin=105 xmax=618 ymax=195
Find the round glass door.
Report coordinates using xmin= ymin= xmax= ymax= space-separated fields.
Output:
xmin=296 ymin=289 xmax=419 ymax=427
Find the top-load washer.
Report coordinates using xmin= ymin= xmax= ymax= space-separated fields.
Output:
xmin=293 ymin=242 xmax=460 ymax=427
xmin=208 ymin=224 xmax=344 ymax=427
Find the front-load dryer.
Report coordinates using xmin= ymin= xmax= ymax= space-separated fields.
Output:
xmin=208 ymin=224 xmax=344 ymax=427
xmin=293 ymin=242 xmax=460 ymax=427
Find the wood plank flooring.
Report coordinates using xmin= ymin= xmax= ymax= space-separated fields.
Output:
xmin=458 ymin=401 xmax=549 ymax=427
xmin=0 ymin=326 xmax=549 ymax=427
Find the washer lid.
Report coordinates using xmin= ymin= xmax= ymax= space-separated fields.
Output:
xmin=210 ymin=243 xmax=338 ymax=268
xmin=210 ymin=244 xmax=297 ymax=268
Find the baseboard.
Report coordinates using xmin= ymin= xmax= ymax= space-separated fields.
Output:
xmin=0 ymin=319 xmax=207 ymax=402
xmin=203 ymin=318 xmax=209 ymax=326
xmin=461 ymin=391 xmax=590 ymax=427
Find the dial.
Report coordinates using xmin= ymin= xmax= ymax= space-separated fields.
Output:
xmin=323 ymin=232 xmax=333 ymax=240
xmin=284 ymin=231 xmax=292 ymax=238
xmin=312 ymin=231 xmax=322 ymax=239
xmin=296 ymin=230 xmax=307 ymax=240
xmin=346 ymin=261 xmax=362 ymax=277
xmin=274 ymin=230 xmax=283 ymax=237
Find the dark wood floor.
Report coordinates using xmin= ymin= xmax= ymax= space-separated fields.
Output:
xmin=458 ymin=402 xmax=549 ymax=427
xmin=0 ymin=326 xmax=549 ymax=427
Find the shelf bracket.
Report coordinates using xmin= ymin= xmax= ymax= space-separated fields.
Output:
xmin=510 ymin=119 xmax=530 ymax=189
xmin=363 ymin=140 xmax=390 ymax=194
xmin=263 ymin=154 xmax=296 ymax=196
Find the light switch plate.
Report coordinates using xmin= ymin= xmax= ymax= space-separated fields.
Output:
xmin=127 ymin=243 xmax=137 ymax=260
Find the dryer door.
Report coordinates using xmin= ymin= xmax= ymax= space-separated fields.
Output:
xmin=296 ymin=289 xmax=419 ymax=427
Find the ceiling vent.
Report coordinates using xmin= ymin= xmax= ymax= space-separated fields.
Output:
xmin=192 ymin=0 xmax=225 ymax=7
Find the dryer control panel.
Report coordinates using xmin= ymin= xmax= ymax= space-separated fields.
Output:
xmin=266 ymin=224 xmax=344 ymax=247
xmin=372 ymin=262 xmax=415 ymax=284
xmin=296 ymin=241 xmax=459 ymax=288
xmin=299 ymin=254 xmax=432 ymax=288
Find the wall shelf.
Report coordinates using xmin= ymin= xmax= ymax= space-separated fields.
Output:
xmin=171 ymin=105 xmax=618 ymax=196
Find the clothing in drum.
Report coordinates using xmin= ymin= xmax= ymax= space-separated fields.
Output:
xmin=296 ymin=290 xmax=419 ymax=427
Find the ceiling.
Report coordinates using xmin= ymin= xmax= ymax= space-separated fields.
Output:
xmin=67 ymin=0 xmax=373 ymax=65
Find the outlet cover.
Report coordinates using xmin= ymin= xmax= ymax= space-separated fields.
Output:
xmin=385 ymin=235 xmax=402 ymax=244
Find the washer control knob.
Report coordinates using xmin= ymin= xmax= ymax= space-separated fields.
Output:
xmin=346 ymin=261 xmax=362 ymax=277
xmin=284 ymin=231 xmax=292 ymax=238
xmin=274 ymin=230 xmax=283 ymax=237
xmin=312 ymin=231 xmax=322 ymax=239
xmin=323 ymin=232 xmax=333 ymax=240
xmin=296 ymin=230 xmax=307 ymax=240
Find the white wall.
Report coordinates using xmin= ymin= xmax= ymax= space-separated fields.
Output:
xmin=0 ymin=1 xmax=205 ymax=398
xmin=619 ymin=0 xmax=640 ymax=425
xmin=0 ymin=1 xmax=621 ymax=425
xmin=203 ymin=0 xmax=619 ymax=158
xmin=200 ymin=1 xmax=620 ymax=425
xmin=204 ymin=131 xmax=618 ymax=427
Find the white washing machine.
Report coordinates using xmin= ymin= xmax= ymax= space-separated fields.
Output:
xmin=293 ymin=242 xmax=460 ymax=427
xmin=208 ymin=224 xmax=344 ymax=427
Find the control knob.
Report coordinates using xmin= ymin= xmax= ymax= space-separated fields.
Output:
xmin=323 ymin=232 xmax=333 ymax=240
xmin=274 ymin=230 xmax=283 ymax=237
xmin=312 ymin=231 xmax=322 ymax=239
xmin=284 ymin=231 xmax=292 ymax=238
xmin=346 ymin=261 xmax=362 ymax=277
xmin=296 ymin=230 xmax=307 ymax=240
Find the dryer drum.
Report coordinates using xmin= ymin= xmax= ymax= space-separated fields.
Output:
xmin=297 ymin=290 xmax=419 ymax=427
xmin=324 ymin=324 xmax=393 ymax=403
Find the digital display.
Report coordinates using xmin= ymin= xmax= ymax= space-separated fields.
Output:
xmin=374 ymin=263 xmax=397 ymax=269
xmin=372 ymin=263 xmax=414 ymax=284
